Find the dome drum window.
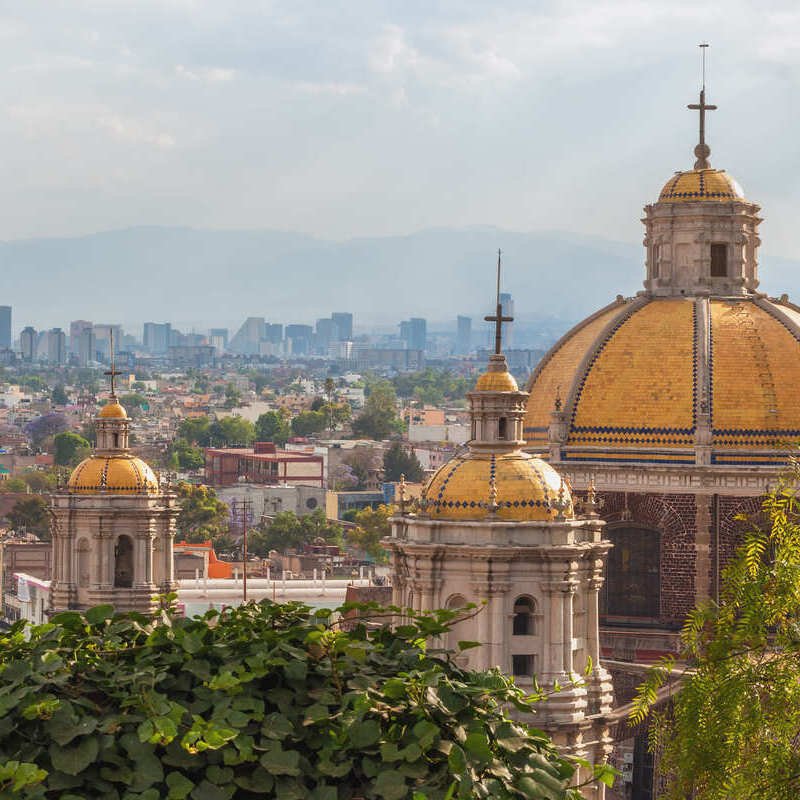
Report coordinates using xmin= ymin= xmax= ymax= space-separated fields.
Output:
xmin=512 ymin=595 xmax=536 ymax=636
xmin=710 ymin=243 xmax=728 ymax=277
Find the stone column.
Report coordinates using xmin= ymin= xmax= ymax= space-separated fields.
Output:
xmin=694 ymin=494 xmax=712 ymax=603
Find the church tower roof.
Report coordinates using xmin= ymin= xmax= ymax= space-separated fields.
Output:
xmin=421 ymin=252 xmax=573 ymax=521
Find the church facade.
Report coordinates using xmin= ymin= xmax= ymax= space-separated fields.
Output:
xmin=49 ymin=394 xmax=178 ymax=615
xmin=522 ymin=94 xmax=800 ymax=673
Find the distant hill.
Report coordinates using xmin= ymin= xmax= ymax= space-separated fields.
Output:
xmin=1 ymin=225 xmax=797 ymax=333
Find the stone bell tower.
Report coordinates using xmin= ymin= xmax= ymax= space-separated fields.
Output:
xmin=49 ymin=340 xmax=178 ymax=614
xmin=385 ymin=255 xmax=614 ymax=790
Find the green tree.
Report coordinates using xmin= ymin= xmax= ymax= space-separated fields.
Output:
xmin=0 ymin=601 xmax=611 ymax=799
xmin=254 ymin=509 xmax=342 ymax=554
xmin=224 ymin=383 xmax=243 ymax=408
xmin=632 ymin=467 xmax=800 ymax=799
xmin=340 ymin=448 xmax=380 ymax=490
xmin=175 ymin=482 xmax=229 ymax=542
xmin=178 ymin=416 xmax=212 ymax=446
xmin=50 ymin=384 xmax=68 ymax=406
xmin=383 ymin=441 xmax=425 ymax=482
xmin=6 ymin=496 xmax=50 ymax=538
xmin=210 ymin=416 xmax=256 ymax=447
xmin=347 ymin=504 xmax=392 ymax=562
xmin=352 ymin=380 xmax=402 ymax=440
xmin=169 ymin=438 xmax=205 ymax=471
xmin=119 ymin=392 xmax=147 ymax=410
xmin=291 ymin=410 xmax=326 ymax=437
xmin=255 ymin=410 xmax=291 ymax=446
xmin=0 ymin=477 xmax=28 ymax=493
xmin=22 ymin=470 xmax=57 ymax=493
xmin=53 ymin=432 xmax=92 ymax=467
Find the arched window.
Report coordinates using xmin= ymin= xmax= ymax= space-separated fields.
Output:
xmin=114 ymin=535 xmax=134 ymax=588
xmin=512 ymin=595 xmax=535 ymax=635
xmin=602 ymin=526 xmax=660 ymax=618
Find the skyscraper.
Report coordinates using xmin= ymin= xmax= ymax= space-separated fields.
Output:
xmin=400 ymin=318 xmax=427 ymax=351
xmin=0 ymin=306 xmax=11 ymax=350
xmin=456 ymin=316 xmax=472 ymax=355
xmin=143 ymin=322 xmax=171 ymax=354
xmin=20 ymin=327 xmax=36 ymax=362
xmin=331 ymin=312 xmax=353 ymax=341
xmin=47 ymin=328 xmax=66 ymax=365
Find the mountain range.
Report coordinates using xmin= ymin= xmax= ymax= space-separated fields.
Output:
xmin=2 ymin=226 xmax=798 ymax=334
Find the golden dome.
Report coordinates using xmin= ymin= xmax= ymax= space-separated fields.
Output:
xmin=67 ymin=455 xmax=159 ymax=494
xmin=422 ymin=452 xmax=572 ymax=521
xmin=658 ymin=169 xmax=744 ymax=203
xmin=98 ymin=400 xmax=128 ymax=419
xmin=475 ymin=370 xmax=519 ymax=392
xmin=524 ymin=297 xmax=800 ymax=466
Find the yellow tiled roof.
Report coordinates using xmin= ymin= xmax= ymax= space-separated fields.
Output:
xmin=523 ymin=302 xmax=628 ymax=450
xmin=710 ymin=300 xmax=800 ymax=450
xmin=658 ymin=169 xmax=744 ymax=203
xmin=568 ymin=299 xmax=696 ymax=449
xmin=98 ymin=401 xmax=128 ymax=419
xmin=422 ymin=453 xmax=572 ymax=521
xmin=67 ymin=455 xmax=159 ymax=494
xmin=474 ymin=370 xmax=519 ymax=392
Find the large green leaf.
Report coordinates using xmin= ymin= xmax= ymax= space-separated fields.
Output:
xmin=48 ymin=736 xmax=99 ymax=776
xmin=374 ymin=769 xmax=408 ymax=800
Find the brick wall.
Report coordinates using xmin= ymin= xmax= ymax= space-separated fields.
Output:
xmin=600 ymin=491 xmax=697 ymax=624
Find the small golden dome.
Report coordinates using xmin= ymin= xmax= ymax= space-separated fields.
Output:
xmin=475 ymin=370 xmax=519 ymax=392
xmin=658 ymin=169 xmax=744 ymax=203
xmin=98 ymin=400 xmax=128 ymax=419
xmin=67 ymin=455 xmax=159 ymax=494
xmin=422 ymin=453 xmax=572 ymax=522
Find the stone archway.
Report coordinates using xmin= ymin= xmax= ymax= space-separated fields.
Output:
xmin=114 ymin=535 xmax=134 ymax=588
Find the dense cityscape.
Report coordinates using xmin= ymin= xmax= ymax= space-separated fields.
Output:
xmin=1 ymin=4 xmax=798 ymax=800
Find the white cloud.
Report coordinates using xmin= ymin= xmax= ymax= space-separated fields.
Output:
xmin=96 ymin=114 xmax=176 ymax=148
xmin=175 ymin=64 xmax=236 ymax=83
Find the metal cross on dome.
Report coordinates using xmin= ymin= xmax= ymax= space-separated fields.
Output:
xmin=484 ymin=249 xmax=513 ymax=355
xmin=103 ymin=327 xmax=122 ymax=397
xmin=688 ymin=42 xmax=717 ymax=170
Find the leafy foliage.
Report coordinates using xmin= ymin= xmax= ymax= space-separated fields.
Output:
xmin=291 ymin=411 xmax=327 ymax=438
xmin=0 ymin=600 xmax=603 ymax=799
xmin=392 ymin=369 xmax=472 ymax=406
xmin=249 ymin=510 xmax=342 ymax=556
xmin=383 ymin=442 xmax=425 ymax=483
xmin=632 ymin=466 xmax=800 ymax=799
xmin=346 ymin=504 xmax=392 ymax=562
xmin=169 ymin=439 xmax=206 ymax=471
xmin=50 ymin=385 xmax=68 ymax=406
xmin=53 ymin=432 xmax=91 ymax=467
xmin=176 ymin=482 xmax=230 ymax=542
xmin=254 ymin=411 xmax=291 ymax=447
xmin=352 ymin=381 xmax=402 ymax=440
xmin=6 ymin=496 xmax=51 ymax=539
xmin=24 ymin=414 xmax=68 ymax=449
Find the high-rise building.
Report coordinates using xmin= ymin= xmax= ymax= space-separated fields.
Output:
xmin=499 ymin=292 xmax=514 ymax=348
xmin=315 ymin=318 xmax=335 ymax=354
xmin=143 ymin=322 xmax=171 ymax=354
xmin=47 ymin=328 xmax=66 ymax=365
xmin=400 ymin=317 xmax=427 ymax=352
xmin=285 ymin=324 xmax=313 ymax=356
xmin=70 ymin=321 xmax=94 ymax=366
xmin=456 ymin=316 xmax=472 ymax=355
xmin=229 ymin=317 xmax=265 ymax=355
xmin=331 ymin=312 xmax=353 ymax=341
xmin=94 ymin=325 xmax=123 ymax=362
xmin=264 ymin=323 xmax=283 ymax=344
xmin=209 ymin=328 xmax=228 ymax=354
xmin=20 ymin=327 xmax=36 ymax=362
xmin=0 ymin=307 xmax=11 ymax=350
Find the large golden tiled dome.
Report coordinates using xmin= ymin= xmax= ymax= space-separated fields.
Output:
xmin=67 ymin=455 xmax=160 ymax=494
xmin=524 ymin=297 xmax=800 ymax=466
xmin=422 ymin=453 xmax=573 ymax=521
xmin=658 ymin=169 xmax=744 ymax=203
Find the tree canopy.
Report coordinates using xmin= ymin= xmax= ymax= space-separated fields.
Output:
xmin=346 ymin=504 xmax=392 ymax=563
xmin=53 ymin=432 xmax=91 ymax=467
xmin=176 ymin=483 xmax=229 ymax=542
xmin=0 ymin=600 xmax=611 ymax=799
xmin=352 ymin=381 xmax=402 ymax=440
xmin=383 ymin=442 xmax=425 ymax=483
xmin=255 ymin=411 xmax=291 ymax=447
xmin=24 ymin=414 xmax=68 ymax=450
xmin=249 ymin=510 xmax=341 ymax=556
xmin=6 ymin=496 xmax=50 ymax=539
xmin=291 ymin=411 xmax=327 ymax=438
xmin=50 ymin=385 xmax=68 ymax=406
xmin=632 ymin=467 xmax=800 ymax=799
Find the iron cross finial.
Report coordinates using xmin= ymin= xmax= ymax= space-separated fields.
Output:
xmin=687 ymin=43 xmax=716 ymax=169
xmin=484 ymin=249 xmax=513 ymax=355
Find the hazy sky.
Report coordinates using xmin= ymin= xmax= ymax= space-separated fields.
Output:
xmin=1 ymin=1 xmax=799 ymax=254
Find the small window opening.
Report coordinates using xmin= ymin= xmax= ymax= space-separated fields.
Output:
xmin=112 ymin=432 xmax=119 ymax=448
xmin=512 ymin=654 xmax=536 ymax=678
xmin=652 ymin=244 xmax=660 ymax=278
xmin=710 ymin=244 xmax=728 ymax=277
xmin=498 ymin=417 xmax=507 ymax=440
xmin=513 ymin=596 xmax=535 ymax=635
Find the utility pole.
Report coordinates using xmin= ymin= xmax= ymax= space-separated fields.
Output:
xmin=231 ymin=498 xmax=253 ymax=603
